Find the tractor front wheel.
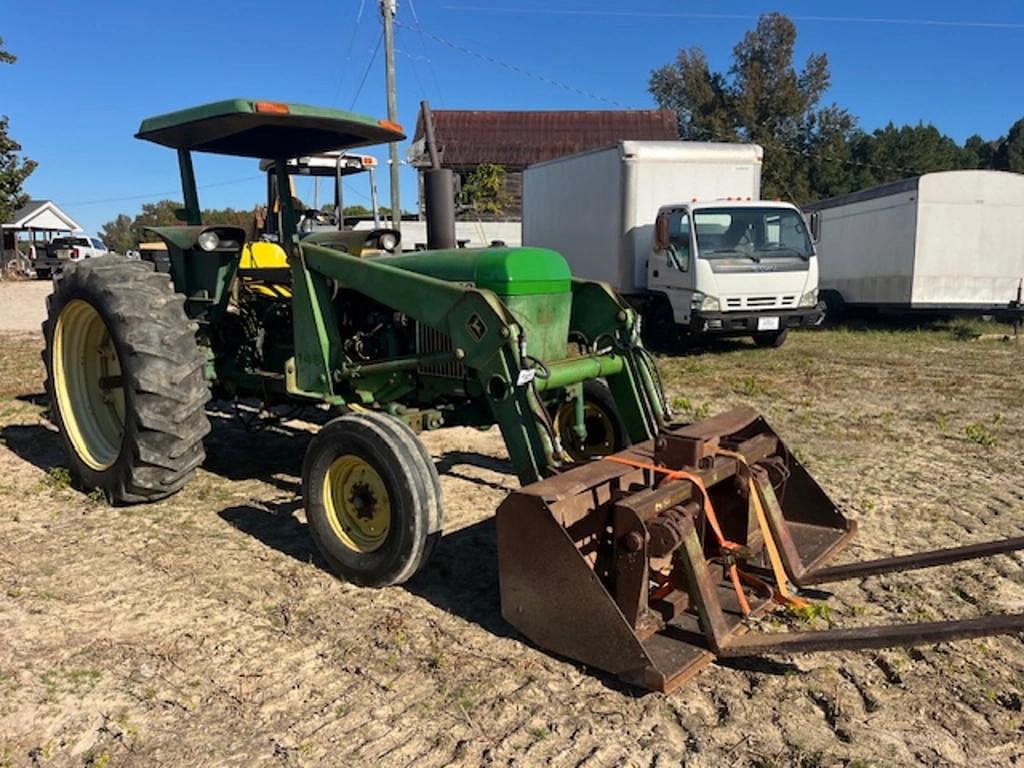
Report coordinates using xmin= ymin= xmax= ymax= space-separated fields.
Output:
xmin=552 ymin=380 xmax=631 ymax=463
xmin=42 ymin=256 xmax=211 ymax=503
xmin=302 ymin=412 xmax=442 ymax=587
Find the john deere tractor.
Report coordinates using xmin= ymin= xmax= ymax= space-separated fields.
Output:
xmin=44 ymin=99 xmax=1024 ymax=692
xmin=43 ymin=98 xmax=664 ymax=586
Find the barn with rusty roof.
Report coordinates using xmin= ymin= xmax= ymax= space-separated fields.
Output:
xmin=408 ymin=109 xmax=678 ymax=220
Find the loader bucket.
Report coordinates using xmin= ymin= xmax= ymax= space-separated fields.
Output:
xmin=496 ymin=406 xmax=1024 ymax=692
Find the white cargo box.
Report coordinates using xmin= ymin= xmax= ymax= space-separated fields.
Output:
xmin=523 ymin=141 xmax=763 ymax=293
xmin=808 ymin=170 xmax=1024 ymax=309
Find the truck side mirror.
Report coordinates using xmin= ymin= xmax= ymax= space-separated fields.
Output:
xmin=654 ymin=213 xmax=670 ymax=251
xmin=809 ymin=211 xmax=821 ymax=244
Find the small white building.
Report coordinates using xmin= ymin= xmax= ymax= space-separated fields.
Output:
xmin=807 ymin=171 xmax=1024 ymax=314
xmin=2 ymin=200 xmax=82 ymax=267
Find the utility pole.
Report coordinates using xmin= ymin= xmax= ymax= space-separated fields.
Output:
xmin=381 ymin=0 xmax=401 ymax=230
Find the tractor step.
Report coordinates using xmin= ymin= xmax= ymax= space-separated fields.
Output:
xmin=496 ymin=406 xmax=1024 ymax=692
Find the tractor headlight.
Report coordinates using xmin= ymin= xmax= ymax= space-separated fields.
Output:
xmin=197 ymin=230 xmax=220 ymax=252
xmin=798 ymin=289 xmax=819 ymax=308
xmin=378 ymin=231 xmax=399 ymax=252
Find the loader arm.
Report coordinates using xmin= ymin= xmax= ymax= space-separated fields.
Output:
xmin=298 ymin=242 xmax=662 ymax=484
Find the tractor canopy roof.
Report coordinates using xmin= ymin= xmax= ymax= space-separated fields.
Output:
xmin=135 ymin=99 xmax=405 ymax=158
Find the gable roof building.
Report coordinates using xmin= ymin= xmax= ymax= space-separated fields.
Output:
xmin=407 ymin=109 xmax=678 ymax=219
xmin=2 ymin=200 xmax=81 ymax=233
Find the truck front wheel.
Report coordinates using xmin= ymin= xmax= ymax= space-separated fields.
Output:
xmin=754 ymin=328 xmax=789 ymax=348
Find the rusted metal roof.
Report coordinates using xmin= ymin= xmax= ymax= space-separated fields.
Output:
xmin=410 ymin=109 xmax=678 ymax=168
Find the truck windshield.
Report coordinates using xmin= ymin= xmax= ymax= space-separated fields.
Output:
xmin=694 ymin=207 xmax=812 ymax=261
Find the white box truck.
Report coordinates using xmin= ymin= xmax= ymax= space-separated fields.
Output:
xmin=806 ymin=170 xmax=1024 ymax=319
xmin=523 ymin=141 xmax=823 ymax=347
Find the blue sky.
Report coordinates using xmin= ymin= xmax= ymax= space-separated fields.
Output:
xmin=2 ymin=0 xmax=1022 ymax=235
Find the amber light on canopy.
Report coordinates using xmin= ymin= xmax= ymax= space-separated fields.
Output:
xmin=254 ymin=101 xmax=290 ymax=114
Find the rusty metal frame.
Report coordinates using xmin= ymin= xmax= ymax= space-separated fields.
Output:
xmin=497 ymin=405 xmax=1024 ymax=693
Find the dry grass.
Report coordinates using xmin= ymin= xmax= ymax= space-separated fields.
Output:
xmin=0 ymin=325 xmax=1022 ymax=767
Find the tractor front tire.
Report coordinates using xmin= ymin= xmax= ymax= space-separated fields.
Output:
xmin=552 ymin=379 xmax=631 ymax=463
xmin=42 ymin=256 xmax=210 ymax=504
xmin=303 ymin=412 xmax=441 ymax=587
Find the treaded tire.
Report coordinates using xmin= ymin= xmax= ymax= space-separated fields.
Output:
xmin=753 ymin=328 xmax=789 ymax=348
xmin=346 ymin=411 xmax=444 ymax=576
xmin=42 ymin=255 xmax=210 ymax=504
xmin=552 ymin=379 xmax=631 ymax=463
xmin=302 ymin=412 xmax=441 ymax=587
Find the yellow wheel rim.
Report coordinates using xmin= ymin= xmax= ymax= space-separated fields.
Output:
xmin=322 ymin=455 xmax=391 ymax=553
xmin=555 ymin=399 xmax=617 ymax=460
xmin=52 ymin=299 xmax=126 ymax=471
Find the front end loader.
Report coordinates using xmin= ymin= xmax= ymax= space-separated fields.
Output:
xmin=41 ymin=98 xmax=1023 ymax=692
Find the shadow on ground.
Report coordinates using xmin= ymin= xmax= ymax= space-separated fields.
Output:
xmin=0 ymin=422 xmax=64 ymax=473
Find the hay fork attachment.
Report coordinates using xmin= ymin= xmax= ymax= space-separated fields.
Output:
xmin=497 ymin=406 xmax=1024 ymax=692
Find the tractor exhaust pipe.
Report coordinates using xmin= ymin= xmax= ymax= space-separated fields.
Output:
xmin=421 ymin=101 xmax=456 ymax=250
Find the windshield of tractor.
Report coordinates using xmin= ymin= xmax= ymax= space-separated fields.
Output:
xmin=694 ymin=207 xmax=813 ymax=267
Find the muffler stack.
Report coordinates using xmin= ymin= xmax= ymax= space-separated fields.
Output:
xmin=497 ymin=407 xmax=1024 ymax=692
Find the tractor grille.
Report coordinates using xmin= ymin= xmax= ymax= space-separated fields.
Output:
xmin=723 ymin=295 xmax=797 ymax=311
xmin=416 ymin=323 xmax=466 ymax=379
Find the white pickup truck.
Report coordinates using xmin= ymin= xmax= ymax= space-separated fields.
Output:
xmin=32 ymin=235 xmax=109 ymax=278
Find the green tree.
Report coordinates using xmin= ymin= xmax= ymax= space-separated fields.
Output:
xmin=0 ymin=36 xmax=37 ymax=224
xmin=960 ymin=134 xmax=998 ymax=170
xmin=995 ymin=117 xmax=1024 ymax=172
xmin=99 ymin=213 xmax=135 ymax=253
xmin=461 ymin=163 xmax=509 ymax=214
xmin=848 ymin=122 xmax=964 ymax=187
xmin=99 ymin=200 xmax=258 ymax=250
xmin=649 ymin=13 xmax=857 ymax=202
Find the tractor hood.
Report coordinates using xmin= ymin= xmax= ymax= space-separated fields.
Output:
xmin=135 ymin=99 xmax=405 ymax=158
xmin=376 ymin=247 xmax=572 ymax=297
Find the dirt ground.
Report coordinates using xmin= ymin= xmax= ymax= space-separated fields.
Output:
xmin=0 ymin=312 xmax=1022 ymax=767
xmin=0 ymin=281 xmax=49 ymax=332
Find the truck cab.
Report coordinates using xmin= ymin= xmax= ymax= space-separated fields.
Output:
xmin=648 ymin=200 xmax=823 ymax=346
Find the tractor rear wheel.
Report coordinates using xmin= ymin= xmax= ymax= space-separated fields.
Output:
xmin=302 ymin=412 xmax=441 ymax=586
xmin=42 ymin=256 xmax=210 ymax=503
xmin=552 ymin=380 xmax=631 ymax=463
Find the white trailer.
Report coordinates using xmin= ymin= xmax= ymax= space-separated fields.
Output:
xmin=523 ymin=141 xmax=822 ymax=347
xmin=807 ymin=170 xmax=1024 ymax=318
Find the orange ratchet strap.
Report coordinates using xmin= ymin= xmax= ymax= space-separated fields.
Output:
xmin=605 ymin=455 xmax=751 ymax=616
xmin=716 ymin=449 xmax=809 ymax=610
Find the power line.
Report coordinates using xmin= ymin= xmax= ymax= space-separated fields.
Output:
xmin=331 ymin=0 xmax=368 ymax=106
xmin=348 ymin=30 xmax=384 ymax=110
xmin=393 ymin=19 xmax=632 ymax=109
xmin=402 ymin=21 xmax=925 ymax=178
xmin=407 ymin=0 xmax=446 ymax=104
xmin=66 ymin=175 xmax=263 ymax=207
xmin=442 ymin=6 xmax=1024 ymax=30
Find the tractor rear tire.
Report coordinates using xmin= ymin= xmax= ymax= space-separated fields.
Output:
xmin=552 ymin=379 xmax=631 ymax=463
xmin=42 ymin=256 xmax=211 ymax=504
xmin=302 ymin=412 xmax=441 ymax=587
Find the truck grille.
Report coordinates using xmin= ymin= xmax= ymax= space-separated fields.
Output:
xmin=415 ymin=323 xmax=466 ymax=379
xmin=723 ymin=295 xmax=797 ymax=311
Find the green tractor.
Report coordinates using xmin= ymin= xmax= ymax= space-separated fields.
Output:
xmin=45 ymin=99 xmax=1024 ymax=691
xmin=43 ymin=98 xmax=666 ymax=586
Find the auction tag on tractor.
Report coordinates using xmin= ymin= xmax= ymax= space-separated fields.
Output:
xmin=516 ymin=369 xmax=536 ymax=387
xmin=757 ymin=316 xmax=781 ymax=331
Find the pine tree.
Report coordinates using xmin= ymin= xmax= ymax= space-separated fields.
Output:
xmin=0 ymin=37 xmax=37 ymax=224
